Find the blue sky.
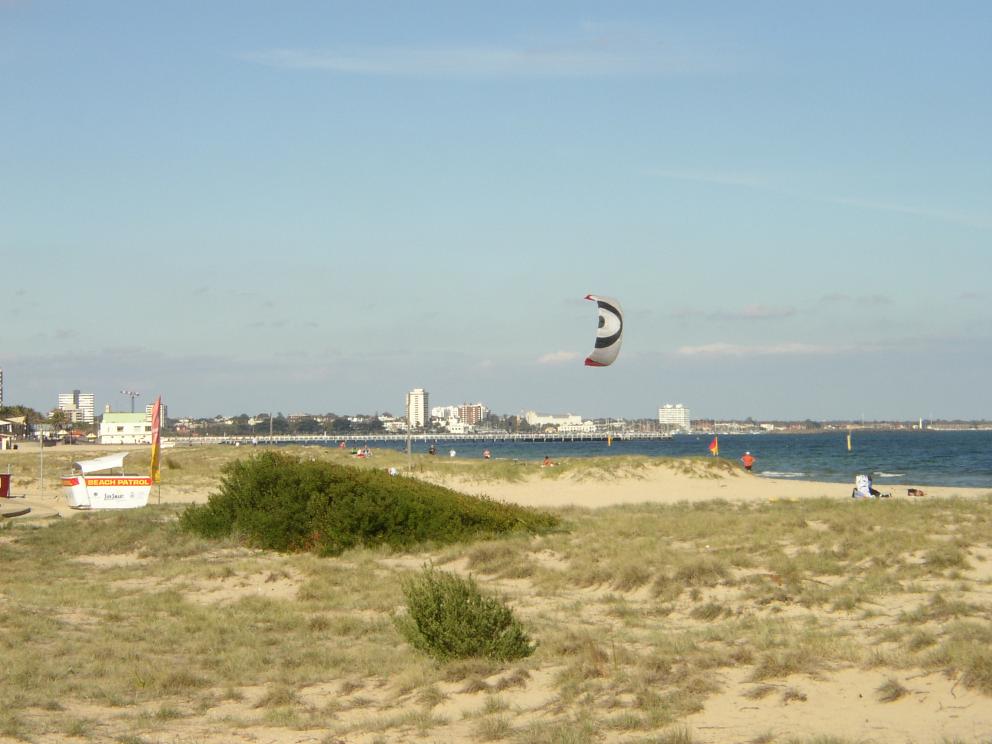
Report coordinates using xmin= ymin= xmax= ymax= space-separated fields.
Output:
xmin=2 ymin=1 xmax=990 ymax=420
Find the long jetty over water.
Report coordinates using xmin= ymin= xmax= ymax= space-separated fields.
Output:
xmin=164 ymin=432 xmax=674 ymax=446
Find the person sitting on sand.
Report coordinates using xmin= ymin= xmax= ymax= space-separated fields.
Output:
xmin=852 ymin=473 xmax=888 ymax=499
xmin=741 ymin=452 xmax=756 ymax=472
xmin=542 ymin=455 xmax=556 ymax=468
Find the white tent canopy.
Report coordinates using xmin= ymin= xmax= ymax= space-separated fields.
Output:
xmin=74 ymin=452 xmax=131 ymax=475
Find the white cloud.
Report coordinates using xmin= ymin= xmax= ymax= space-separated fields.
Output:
xmin=737 ymin=304 xmax=796 ymax=319
xmin=675 ymin=342 xmax=866 ymax=358
xmin=244 ymin=26 xmax=733 ymax=79
xmin=820 ymin=293 xmax=891 ymax=306
xmin=537 ymin=351 xmax=581 ymax=365
xmin=672 ymin=304 xmax=796 ymax=321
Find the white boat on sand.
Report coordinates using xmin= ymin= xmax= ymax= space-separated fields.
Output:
xmin=61 ymin=452 xmax=151 ymax=509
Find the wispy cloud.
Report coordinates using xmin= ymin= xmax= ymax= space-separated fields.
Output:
xmin=825 ymin=197 xmax=992 ymax=230
xmin=650 ymin=169 xmax=769 ymax=189
xmin=819 ymin=293 xmax=891 ymax=306
xmin=245 ymin=26 xmax=731 ymax=79
xmin=648 ymin=169 xmax=990 ymax=230
xmin=675 ymin=342 xmax=871 ymax=358
xmin=537 ymin=351 xmax=581 ymax=365
xmin=737 ymin=304 xmax=796 ymax=319
xmin=673 ymin=304 xmax=796 ymax=321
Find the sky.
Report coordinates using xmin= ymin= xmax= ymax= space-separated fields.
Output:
xmin=2 ymin=1 xmax=990 ymax=421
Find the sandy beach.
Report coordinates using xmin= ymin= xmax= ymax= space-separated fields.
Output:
xmin=4 ymin=441 xmax=988 ymax=520
xmin=2 ymin=443 xmax=991 ymax=743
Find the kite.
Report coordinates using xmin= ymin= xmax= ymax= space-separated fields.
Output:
xmin=584 ymin=294 xmax=623 ymax=366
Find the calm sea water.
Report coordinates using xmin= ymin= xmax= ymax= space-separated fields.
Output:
xmin=334 ymin=431 xmax=992 ymax=489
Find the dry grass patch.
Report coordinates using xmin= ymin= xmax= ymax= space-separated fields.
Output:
xmin=2 ymin=483 xmax=992 ymax=743
xmin=876 ymin=677 xmax=909 ymax=702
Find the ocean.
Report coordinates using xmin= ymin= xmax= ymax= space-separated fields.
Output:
xmin=331 ymin=430 xmax=992 ymax=489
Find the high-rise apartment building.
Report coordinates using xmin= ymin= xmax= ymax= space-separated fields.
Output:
xmin=58 ymin=390 xmax=96 ymax=424
xmin=457 ymin=403 xmax=488 ymax=426
xmin=658 ymin=404 xmax=691 ymax=433
xmin=405 ymin=388 xmax=429 ymax=429
xmin=144 ymin=402 xmax=168 ymax=424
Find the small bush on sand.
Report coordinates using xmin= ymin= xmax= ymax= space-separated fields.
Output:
xmin=395 ymin=566 xmax=534 ymax=662
xmin=180 ymin=452 xmax=558 ymax=555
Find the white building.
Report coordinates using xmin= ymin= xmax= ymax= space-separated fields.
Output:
xmin=144 ymin=402 xmax=168 ymax=422
xmin=382 ymin=418 xmax=409 ymax=433
xmin=558 ymin=419 xmax=598 ymax=433
xmin=524 ymin=411 xmax=583 ymax=428
xmin=58 ymin=390 xmax=96 ymax=424
xmin=431 ymin=405 xmax=460 ymax=421
xmin=99 ymin=413 xmax=153 ymax=445
xmin=406 ymin=388 xmax=429 ymax=429
xmin=658 ymin=404 xmax=691 ymax=433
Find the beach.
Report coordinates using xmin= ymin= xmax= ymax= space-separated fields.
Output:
xmin=2 ymin=443 xmax=991 ymax=743
xmin=4 ymin=441 xmax=989 ymax=519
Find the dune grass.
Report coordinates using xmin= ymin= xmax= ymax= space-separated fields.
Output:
xmin=179 ymin=451 xmax=559 ymax=555
xmin=1 ymin=486 xmax=990 ymax=742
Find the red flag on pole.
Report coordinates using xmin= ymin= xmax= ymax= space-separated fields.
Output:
xmin=150 ymin=396 xmax=162 ymax=484
xmin=708 ymin=436 xmax=719 ymax=456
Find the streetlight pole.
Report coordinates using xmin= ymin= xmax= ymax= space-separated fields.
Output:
xmin=120 ymin=390 xmax=140 ymax=414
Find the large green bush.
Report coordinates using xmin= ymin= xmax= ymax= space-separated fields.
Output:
xmin=395 ymin=565 xmax=534 ymax=661
xmin=180 ymin=451 xmax=558 ymax=555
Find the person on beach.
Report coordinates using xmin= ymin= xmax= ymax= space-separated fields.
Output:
xmin=482 ymin=449 xmax=491 ymax=459
xmin=542 ymin=455 xmax=556 ymax=468
xmin=741 ymin=452 xmax=756 ymax=472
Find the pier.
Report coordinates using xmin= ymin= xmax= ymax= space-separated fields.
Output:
xmin=164 ymin=431 xmax=675 ymax=446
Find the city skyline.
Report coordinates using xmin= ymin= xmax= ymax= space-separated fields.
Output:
xmin=3 ymin=2 xmax=990 ymax=421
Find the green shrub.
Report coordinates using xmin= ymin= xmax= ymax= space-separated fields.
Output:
xmin=179 ymin=452 xmax=558 ymax=555
xmin=395 ymin=566 xmax=534 ymax=662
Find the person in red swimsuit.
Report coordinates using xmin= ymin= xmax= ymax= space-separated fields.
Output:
xmin=740 ymin=452 xmax=756 ymax=471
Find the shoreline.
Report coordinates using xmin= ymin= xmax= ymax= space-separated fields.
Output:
xmin=3 ymin=442 xmax=988 ymax=520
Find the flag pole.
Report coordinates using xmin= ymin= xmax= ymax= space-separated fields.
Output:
xmin=150 ymin=396 xmax=162 ymax=505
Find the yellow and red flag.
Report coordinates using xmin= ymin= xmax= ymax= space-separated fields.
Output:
xmin=150 ymin=396 xmax=162 ymax=484
xmin=708 ymin=436 xmax=719 ymax=456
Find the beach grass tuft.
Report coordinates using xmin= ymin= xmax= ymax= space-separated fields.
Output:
xmin=394 ymin=565 xmax=534 ymax=662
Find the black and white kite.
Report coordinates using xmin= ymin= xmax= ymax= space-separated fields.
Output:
xmin=584 ymin=294 xmax=623 ymax=367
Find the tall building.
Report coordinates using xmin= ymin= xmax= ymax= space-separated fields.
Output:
xmin=144 ymin=402 xmax=168 ymax=424
xmin=58 ymin=390 xmax=96 ymax=424
xmin=658 ymin=404 xmax=691 ymax=433
xmin=405 ymin=388 xmax=429 ymax=429
xmin=458 ymin=403 xmax=488 ymax=426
